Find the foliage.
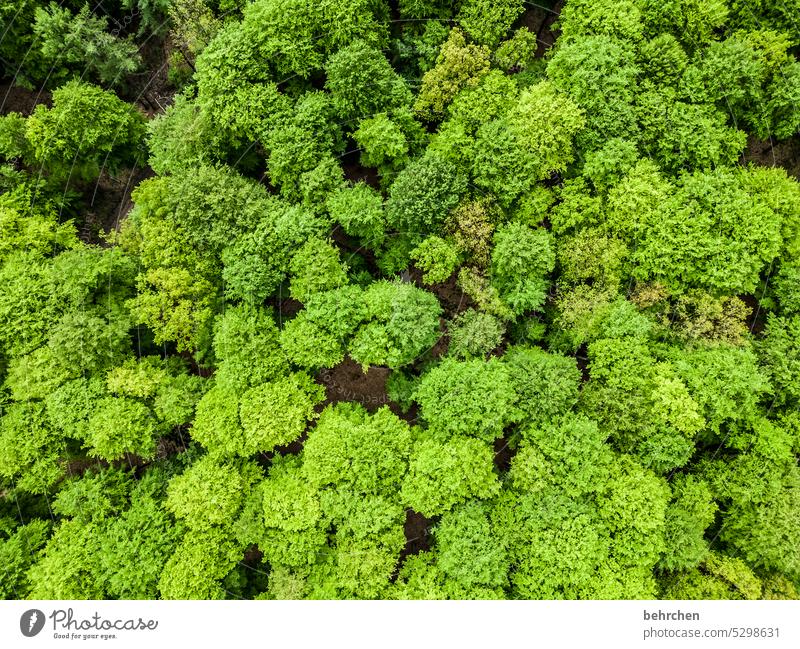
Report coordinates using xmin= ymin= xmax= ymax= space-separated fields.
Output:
xmin=289 ymin=239 xmax=348 ymax=303
xmin=472 ymin=82 xmax=585 ymax=206
xmin=415 ymin=357 xmax=518 ymax=442
xmin=348 ymin=280 xmax=442 ymax=370
xmin=490 ymin=223 xmax=555 ymax=314
xmin=84 ymin=397 xmax=161 ymax=461
xmin=434 ymin=501 xmax=508 ymax=587
xmin=503 ymin=346 xmax=581 ymax=427
xmin=238 ymin=373 xmax=324 ymax=454
xmin=759 ymin=315 xmax=800 ymax=406
xmin=0 ymin=519 xmax=49 ymax=598
xmin=414 ymin=28 xmax=491 ymax=120
xmin=3 ymin=0 xmax=800 ymax=604
xmin=386 ymin=153 xmax=467 ymax=238
xmin=353 ymin=113 xmax=412 ymax=176
xmin=494 ymin=29 xmax=538 ymax=72
xmin=628 ymin=169 xmax=783 ymax=295
xmin=327 ymin=183 xmax=387 ymax=245
xmin=166 ymin=455 xmax=257 ymax=531
xmin=23 ymin=80 xmax=146 ymax=181
xmin=410 ymin=236 xmax=460 ymax=284
xmin=446 ymin=309 xmax=504 ymax=359
xmin=401 ymin=436 xmax=500 ymax=517
xmin=212 ymin=305 xmax=288 ymax=393
xmin=33 ymin=4 xmax=142 ymax=87
xmin=659 ymin=475 xmax=717 ymax=572
xmin=456 ymin=0 xmax=524 ymax=47
xmin=303 ymin=404 xmax=412 ymax=496
xmin=325 ymin=41 xmax=412 ymax=122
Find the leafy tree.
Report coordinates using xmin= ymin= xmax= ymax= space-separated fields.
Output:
xmin=390 ymin=552 xmax=504 ymax=599
xmin=594 ymin=455 xmax=669 ymax=595
xmin=511 ymin=415 xmax=610 ymax=497
xmin=415 ymin=357 xmax=518 ymax=442
xmin=24 ymin=80 xmax=145 ymax=181
xmin=166 ymin=455 xmax=258 ymax=531
xmin=239 ymin=0 xmax=389 ymax=79
xmin=446 ymin=69 xmax=519 ymax=134
xmin=490 ymin=223 xmax=555 ymax=314
xmin=661 ymin=553 xmax=763 ymax=600
xmin=325 ymin=40 xmax=413 ymax=122
xmin=262 ymin=462 xmax=323 ymax=533
xmin=386 ymin=153 xmax=467 ymax=238
xmin=155 ymin=373 xmax=206 ymax=430
xmin=264 ymin=95 xmax=344 ymax=200
xmin=191 ymin=383 xmax=247 ymax=458
xmin=494 ymin=29 xmax=538 ymax=72
xmin=659 ymin=475 xmax=717 ymax=572
xmin=446 ymin=309 xmax=504 ymax=360
xmin=434 ymin=501 xmax=508 ymax=588
xmin=33 ymin=4 xmax=142 ymax=87
xmin=232 ymin=456 xmax=325 ymax=571
xmin=0 ymin=0 xmax=48 ymax=88
xmin=410 ymin=236 xmax=460 ymax=284
xmin=45 ymin=377 xmax=106 ymax=442
xmin=456 ymin=0 xmax=523 ymax=47
xmin=0 ymin=402 xmax=65 ymax=493
xmin=98 ymin=470 xmax=183 ymax=599
xmin=238 ymin=373 xmax=324 ymax=454
xmin=556 ymin=0 xmax=644 ymax=43
xmin=446 ymin=199 xmax=498 ymax=267
xmin=705 ymin=451 xmax=800 ymax=584
xmin=353 ymin=113 xmax=412 ymax=176
xmin=106 ymin=356 xmax=169 ymax=400
xmin=84 ymin=397 xmax=161 ymax=461
xmin=169 ymin=0 xmax=220 ymax=60
xmin=457 ymin=266 xmax=511 ymax=320
xmin=27 ymin=519 xmax=105 ymax=599
xmin=665 ymin=291 xmax=750 ymax=346
xmin=582 ymin=138 xmax=640 ymax=190
xmin=394 ymin=19 xmax=451 ymax=77
xmin=5 ymin=0 xmax=800 ymax=605
xmin=773 ymin=261 xmax=800 ymax=315
xmin=759 ymin=314 xmax=800 ymax=406
xmin=401 ymin=437 xmax=500 ymax=516
xmin=146 ymin=95 xmax=220 ymax=175
xmin=671 ymin=345 xmax=770 ymax=440
xmin=579 ymin=336 xmax=707 ymax=473
xmin=643 ymin=0 xmax=729 ymax=47
xmin=636 ymin=33 xmax=688 ymax=88
xmin=472 ymin=82 xmax=585 ymax=206
xmin=414 ymin=28 xmax=491 ymax=120
xmin=349 ymin=280 xmax=442 ymax=370
xmin=158 ymin=527 xmax=242 ymax=599
xmin=194 ymin=22 xmax=289 ymax=148
xmin=0 ymin=519 xmax=49 ymax=598
xmin=557 ymin=228 xmax=627 ymax=292
xmin=303 ymin=404 xmax=413 ymax=497
xmin=212 ymin=305 xmax=288 ymax=393
xmin=626 ymin=168 xmax=783 ymax=295
xmin=327 ymin=183 xmax=387 ymax=246
xmin=546 ymin=35 xmax=639 ymax=152
xmin=635 ymin=91 xmax=746 ymax=173
xmin=279 ymin=285 xmax=368 ymax=370
xmin=130 ymin=267 xmax=217 ymax=353
xmin=492 ymin=489 xmax=609 ymax=599
xmin=289 ymin=239 xmax=348 ymax=303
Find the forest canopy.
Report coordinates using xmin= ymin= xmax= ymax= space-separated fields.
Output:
xmin=1 ymin=0 xmax=800 ymax=601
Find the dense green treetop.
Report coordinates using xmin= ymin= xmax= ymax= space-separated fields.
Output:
xmin=2 ymin=0 xmax=800 ymax=602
